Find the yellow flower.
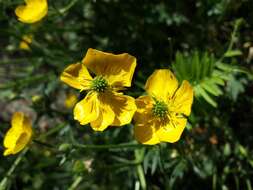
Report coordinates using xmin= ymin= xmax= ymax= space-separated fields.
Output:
xmin=60 ymin=48 xmax=137 ymax=131
xmin=65 ymin=92 xmax=78 ymax=109
xmin=133 ymin=69 xmax=193 ymax=145
xmin=19 ymin=35 xmax=33 ymax=50
xmin=15 ymin=0 xmax=48 ymax=24
xmin=3 ymin=112 xmax=33 ymax=156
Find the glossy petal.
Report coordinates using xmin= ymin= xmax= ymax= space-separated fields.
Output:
xmin=171 ymin=80 xmax=194 ymax=116
xmin=109 ymin=92 xmax=137 ymax=126
xmin=82 ymin=48 xmax=137 ymax=87
xmin=73 ymin=92 xmax=99 ymax=125
xmin=15 ymin=0 xmax=48 ymax=24
xmin=156 ymin=117 xmax=187 ymax=143
xmin=133 ymin=96 xmax=160 ymax=144
xmin=60 ymin=63 xmax=93 ymax=90
xmin=133 ymin=96 xmax=153 ymax=124
xmin=3 ymin=112 xmax=32 ymax=156
xmin=145 ymin=69 xmax=178 ymax=101
xmin=134 ymin=123 xmax=160 ymax=145
xmin=90 ymin=94 xmax=115 ymax=131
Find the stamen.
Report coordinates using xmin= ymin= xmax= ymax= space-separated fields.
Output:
xmin=91 ymin=76 xmax=108 ymax=92
xmin=152 ymin=100 xmax=168 ymax=119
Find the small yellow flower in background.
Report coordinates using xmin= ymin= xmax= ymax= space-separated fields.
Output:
xmin=3 ymin=112 xmax=33 ymax=156
xmin=15 ymin=0 xmax=48 ymax=24
xmin=61 ymin=48 xmax=137 ymax=131
xmin=65 ymin=92 xmax=78 ymax=109
xmin=32 ymin=95 xmax=42 ymax=103
xmin=19 ymin=35 xmax=33 ymax=50
xmin=134 ymin=69 xmax=193 ymax=145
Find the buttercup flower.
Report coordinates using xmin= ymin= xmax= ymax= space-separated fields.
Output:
xmin=3 ymin=112 xmax=33 ymax=156
xmin=19 ymin=35 xmax=33 ymax=50
xmin=134 ymin=69 xmax=193 ymax=144
xmin=65 ymin=92 xmax=78 ymax=109
xmin=60 ymin=48 xmax=137 ymax=131
xmin=15 ymin=0 xmax=48 ymax=24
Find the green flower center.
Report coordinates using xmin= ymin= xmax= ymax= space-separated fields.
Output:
xmin=91 ymin=76 xmax=108 ymax=92
xmin=152 ymin=100 xmax=168 ymax=118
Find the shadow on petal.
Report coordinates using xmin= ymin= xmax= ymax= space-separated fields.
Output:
xmin=107 ymin=92 xmax=137 ymax=126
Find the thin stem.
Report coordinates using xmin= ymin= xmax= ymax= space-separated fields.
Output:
xmin=108 ymin=161 xmax=142 ymax=170
xmin=59 ymin=0 xmax=79 ymax=14
xmin=212 ymin=173 xmax=217 ymax=190
xmin=135 ymin=149 xmax=146 ymax=190
xmin=72 ymin=142 xmax=146 ymax=150
xmin=0 ymin=148 xmax=28 ymax=190
xmin=246 ymin=179 xmax=252 ymax=190
xmin=33 ymin=140 xmax=55 ymax=148
xmin=227 ymin=18 xmax=243 ymax=52
xmin=68 ymin=176 xmax=83 ymax=190
xmin=38 ymin=123 xmax=66 ymax=140
xmin=218 ymin=18 xmax=243 ymax=63
xmin=136 ymin=165 xmax=146 ymax=190
xmin=0 ymin=74 xmax=52 ymax=90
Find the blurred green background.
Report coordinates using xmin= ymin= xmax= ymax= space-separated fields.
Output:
xmin=0 ymin=0 xmax=253 ymax=189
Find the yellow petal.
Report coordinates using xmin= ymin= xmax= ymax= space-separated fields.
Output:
xmin=60 ymin=63 xmax=93 ymax=90
xmin=19 ymin=35 xmax=33 ymax=50
xmin=133 ymin=96 xmax=159 ymax=145
xmin=4 ymin=126 xmax=21 ymax=151
xmin=15 ymin=0 xmax=48 ymax=24
xmin=134 ymin=121 xmax=160 ymax=145
xmin=156 ymin=117 xmax=187 ymax=143
xmin=90 ymin=94 xmax=115 ymax=131
xmin=12 ymin=132 xmax=31 ymax=155
xmin=133 ymin=95 xmax=153 ymax=124
xmin=73 ymin=92 xmax=99 ymax=125
xmin=11 ymin=112 xmax=24 ymax=130
xmin=82 ymin=48 xmax=137 ymax=87
xmin=3 ymin=149 xmax=13 ymax=156
xmin=65 ymin=93 xmax=78 ymax=109
xmin=3 ymin=112 xmax=32 ymax=156
xmin=109 ymin=92 xmax=137 ymax=126
xmin=145 ymin=69 xmax=178 ymax=101
xmin=171 ymin=80 xmax=194 ymax=116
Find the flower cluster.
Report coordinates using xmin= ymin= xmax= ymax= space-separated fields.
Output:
xmin=61 ymin=48 xmax=194 ymax=144
xmin=2 ymin=0 xmax=194 ymax=157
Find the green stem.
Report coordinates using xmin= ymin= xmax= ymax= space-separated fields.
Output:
xmin=227 ymin=18 xmax=243 ymax=52
xmin=68 ymin=176 xmax=83 ymax=190
xmin=136 ymin=165 xmax=146 ymax=190
xmin=0 ymin=57 xmax=41 ymax=65
xmin=0 ymin=148 xmax=28 ymax=190
xmin=33 ymin=140 xmax=55 ymax=148
xmin=38 ymin=123 xmax=66 ymax=140
xmin=59 ymin=0 xmax=79 ymax=14
xmin=72 ymin=142 xmax=146 ymax=150
xmin=212 ymin=173 xmax=217 ymax=190
xmin=246 ymin=179 xmax=252 ymax=190
xmin=108 ymin=161 xmax=142 ymax=170
xmin=135 ymin=149 xmax=146 ymax=190
xmin=0 ymin=74 xmax=52 ymax=90
xmin=35 ymin=124 xmax=144 ymax=151
xmin=218 ymin=18 xmax=243 ymax=63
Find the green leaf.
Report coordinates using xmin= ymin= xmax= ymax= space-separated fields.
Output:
xmin=216 ymin=62 xmax=234 ymax=72
xmin=192 ymin=51 xmax=200 ymax=81
xmin=200 ymin=81 xmax=223 ymax=96
xmin=224 ymin=50 xmax=242 ymax=57
xmin=210 ymin=76 xmax=225 ymax=86
xmin=195 ymin=85 xmax=218 ymax=107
